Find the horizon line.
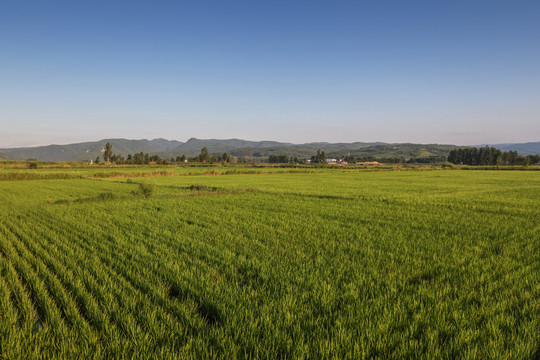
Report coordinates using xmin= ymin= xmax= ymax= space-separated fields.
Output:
xmin=2 ymin=137 xmax=539 ymax=150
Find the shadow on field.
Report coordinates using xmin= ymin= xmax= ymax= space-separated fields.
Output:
xmin=169 ymin=284 xmax=222 ymax=326
xmin=51 ymin=192 xmax=124 ymax=205
xmin=405 ymin=268 xmax=439 ymax=287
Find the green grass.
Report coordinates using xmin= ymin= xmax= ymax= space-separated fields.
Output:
xmin=0 ymin=168 xmax=539 ymax=359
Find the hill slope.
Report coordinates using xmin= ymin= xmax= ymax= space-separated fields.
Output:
xmin=0 ymin=138 xmax=182 ymax=161
xmin=162 ymin=139 xmax=390 ymax=158
xmin=170 ymin=138 xmax=290 ymax=155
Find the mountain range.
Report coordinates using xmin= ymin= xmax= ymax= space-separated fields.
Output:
xmin=0 ymin=138 xmax=538 ymax=161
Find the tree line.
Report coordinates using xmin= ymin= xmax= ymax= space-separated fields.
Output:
xmin=96 ymin=152 xmax=174 ymax=165
xmin=268 ymin=155 xmax=300 ymax=163
xmin=94 ymin=143 xmax=539 ymax=166
xmin=343 ymin=155 xmax=447 ymax=164
xmin=95 ymin=144 xmax=235 ymax=165
xmin=447 ymin=146 xmax=539 ymax=166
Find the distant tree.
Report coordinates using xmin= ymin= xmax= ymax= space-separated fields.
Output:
xmin=314 ymin=150 xmax=320 ymax=164
xmin=95 ymin=156 xmax=100 ymax=164
xmin=199 ymin=147 xmax=210 ymax=162
xmin=103 ymin=142 xmax=113 ymax=162
xmin=222 ymin=152 xmax=229 ymax=163
xmin=525 ymin=154 xmax=540 ymax=165
xmin=133 ymin=152 xmax=144 ymax=164
xmin=447 ymin=150 xmax=457 ymax=164
xmin=176 ymin=155 xmax=186 ymax=163
xmin=269 ymin=154 xmax=289 ymax=163
xmin=508 ymin=150 xmax=519 ymax=165
xmin=312 ymin=150 xmax=327 ymax=164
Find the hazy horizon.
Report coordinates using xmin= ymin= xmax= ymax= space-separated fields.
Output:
xmin=2 ymin=136 xmax=539 ymax=151
xmin=2 ymin=1 xmax=539 ymax=148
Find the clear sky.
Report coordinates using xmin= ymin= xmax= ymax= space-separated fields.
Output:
xmin=1 ymin=0 xmax=539 ymax=147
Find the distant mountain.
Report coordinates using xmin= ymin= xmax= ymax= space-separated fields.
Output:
xmin=146 ymin=138 xmax=184 ymax=152
xmin=0 ymin=138 xmax=183 ymax=161
xmin=1 ymin=137 xmax=537 ymax=161
xmin=161 ymin=139 xmax=387 ymax=158
xmin=301 ymin=142 xmax=385 ymax=151
xmin=473 ymin=142 xmax=540 ymax=155
xmin=161 ymin=140 xmax=459 ymax=159
xmin=169 ymin=138 xmax=291 ymax=156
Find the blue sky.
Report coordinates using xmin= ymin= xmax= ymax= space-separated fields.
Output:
xmin=1 ymin=0 xmax=539 ymax=147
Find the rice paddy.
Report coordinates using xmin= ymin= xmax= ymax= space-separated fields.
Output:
xmin=0 ymin=166 xmax=539 ymax=358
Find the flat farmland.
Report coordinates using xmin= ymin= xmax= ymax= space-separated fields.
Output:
xmin=0 ymin=168 xmax=539 ymax=359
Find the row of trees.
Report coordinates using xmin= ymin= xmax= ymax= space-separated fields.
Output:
xmin=268 ymin=155 xmax=289 ymax=163
xmin=96 ymin=152 xmax=172 ymax=165
xmin=95 ymin=143 xmax=538 ymax=166
xmin=94 ymin=143 xmax=176 ymax=164
xmin=342 ymin=155 xmax=447 ymax=164
xmin=196 ymin=148 xmax=233 ymax=163
xmin=95 ymin=145 xmax=235 ymax=165
xmin=447 ymin=146 xmax=540 ymax=165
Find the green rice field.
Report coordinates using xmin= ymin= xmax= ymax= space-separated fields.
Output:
xmin=0 ymin=166 xmax=539 ymax=358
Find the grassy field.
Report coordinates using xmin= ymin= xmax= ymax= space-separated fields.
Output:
xmin=0 ymin=166 xmax=539 ymax=358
